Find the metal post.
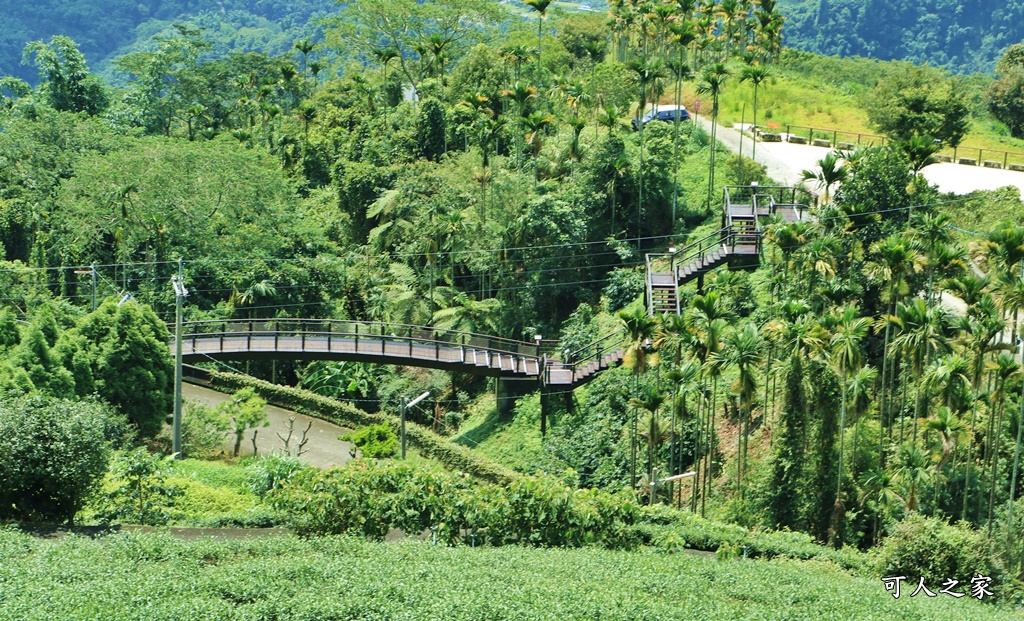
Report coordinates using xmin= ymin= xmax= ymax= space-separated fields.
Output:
xmin=90 ymin=263 xmax=97 ymax=311
xmin=400 ymin=397 xmax=408 ymax=459
xmin=401 ymin=391 xmax=430 ymax=460
xmin=172 ymin=272 xmax=188 ymax=459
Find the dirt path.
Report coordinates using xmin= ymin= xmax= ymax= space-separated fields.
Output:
xmin=182 ymin=383 xmax=354 ymax=469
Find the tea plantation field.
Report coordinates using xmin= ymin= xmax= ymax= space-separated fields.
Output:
xmin=0 ymin=529 xmax=1018 ymax=620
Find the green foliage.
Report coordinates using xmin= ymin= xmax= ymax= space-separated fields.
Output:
xmin=91 ymin=301 xmax=172 ymax=438
xmin=834 ymin=146 xmax=916 ymax=230
xmin=767 ymin=354 xmax=808 ymax=531
xmin=635 ymin=505 xmax=866 ymax=570
xmin=342 ymin=422 xmax=399 ymax=459
xmin=94 ymin=448 xmax=179 ymax=526
xmin=210 ymin=371 xmax=518 ymax=485
xmin=0 ymin=396 xmax=122 ymax=524
xmin=176 ymin=401 xmax=230 ymax=460
xmin=877 ymin=513 xmax=1001 ymax=587
xmin=866 ymin=66 xmax=969 ymax=146
xmin=216 ymin=388 xmax=269 ymax=458
xmin=22 ymin=36 xmax=108 ymax=115
xmin=271 ymin=459 xmax=639 ymax=548
xmin=0 ymin=530 xmax=1016 ymax=620
xmin=246 ymin=453 xmax=307 ymax=499
xmin=779 ymin=0 xmax=1024 ymax=74
xmin=988 ymin=44 xmax=1024 ymax=139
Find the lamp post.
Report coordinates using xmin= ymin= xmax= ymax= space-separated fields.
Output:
xmin=171 ymin=273 xmax=188 ymax=458
xmin=401 ymin=391 xmax=431 ymax=459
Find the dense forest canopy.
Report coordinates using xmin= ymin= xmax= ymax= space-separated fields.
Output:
xmin=0 ymin=0 xmax=335 ymax=83
xmin=778 ymin=0 xmax=1024 ymax=74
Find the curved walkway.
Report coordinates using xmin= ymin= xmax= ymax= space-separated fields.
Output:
xmin=173 ymin=319 xmax=621 ymax=388
xmin=694 ymin=116 xmax=1024 ymax=199
xmin=182 ymin=383 xmax=354 ymax=468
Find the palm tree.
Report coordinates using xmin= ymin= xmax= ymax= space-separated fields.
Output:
xmin=894 ymin=442 xmax=933 ymax=512
xmin=800 ymin=151 xmax=848 ymax=203
xmin=606 ymin=153 xmax=630 ymax=237
xmin=293 ymin=38 xmax=316 ymax=74
xmin=830 ymin=306 xmax=870 ymax=507
xmin=620 ymin=306 xmax=660 ymax=487
xmin=891 ymin=298 xmax=954 ymax=445
xmin=688 ymin=291 xmax=734 ymax=512
xmin=628 ymin=54 xmax=668 ymax=245
xmin=431 ymin=290 xmax=502 ymax=335
xmin=958 ymin=296 xmax=1005 ymax=521
xmin=740 ymin=64 xmax=771 ymax=166
xmin=864 ymin=233 xmax=924 ymax=443
xmin=631 ymin=384 xmax=669 ymax=492
xmin=715 ymin=322 xmax=763 ymax=498
xmin=987 ymin=352 xmax=1020 ymax=536
xmin=847 ymin=365 xmax=878 ymax=480
xmin=896 ymin=136 xmax=941 ymax=174
xmin=524 ymin=0 xmax=552 ymax=85
xmin=522 ymin=111 xmax=553 ymax=159
xmin=500 ymin=45 xmax=534 ymax=84
xmin=697 ymin=63 xmax=730 ymax=210
xmin=860 ymin=468 xmax=904 ymax=544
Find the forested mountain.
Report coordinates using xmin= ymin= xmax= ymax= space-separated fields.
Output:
xmin=0 ymin=0 xmax=334 ymax=83
xmin=778 ymin=0 xmax=1024 ymax=74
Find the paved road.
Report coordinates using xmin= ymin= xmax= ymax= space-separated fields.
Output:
xmin=693 ymin=116 xmax=1024 ymax=199
xmin=182 ymin=383 xmax=354 ymax=468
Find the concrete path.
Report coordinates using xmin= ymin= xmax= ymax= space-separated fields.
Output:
xmin=693 ymin=116 xmax=1024 ymax=199
xmin=182 ymin=383 xmax=354 ymax=468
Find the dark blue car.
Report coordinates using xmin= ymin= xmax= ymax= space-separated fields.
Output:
xmin=632 ymin=107 xmax=691 ymax=131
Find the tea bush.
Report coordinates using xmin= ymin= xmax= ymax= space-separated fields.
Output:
xmin=0 ymin=529 xmax=1015 ymax=621
xmin=877 ymin=513 xmax=1001 ymax=587
xmin=269 ymin=459 xmax=639 ymax=548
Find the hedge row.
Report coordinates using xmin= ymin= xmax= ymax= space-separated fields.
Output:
xmin=207 ymin=372 xmax=518 ymax=485
xmin=271 ymin=459 xmax=639 ymax=549
xmin=633 ymin=505 xmax=869 ymax=571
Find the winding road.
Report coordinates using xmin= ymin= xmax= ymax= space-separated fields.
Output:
xmin=693 ymin=117 xmax=1024 ymax=199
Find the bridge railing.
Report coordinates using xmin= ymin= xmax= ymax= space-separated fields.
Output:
xmin=547 ymin=331 xmax=622 ymax=381
xmin=175 ymin=319 xmax=545 ymax=358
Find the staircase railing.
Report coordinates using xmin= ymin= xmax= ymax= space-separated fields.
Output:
xmin=547 ymin=331 xmax=623 ymax=384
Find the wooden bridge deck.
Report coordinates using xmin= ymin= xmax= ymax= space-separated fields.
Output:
xmin=173 ymin=320 xmax=621 ymax=388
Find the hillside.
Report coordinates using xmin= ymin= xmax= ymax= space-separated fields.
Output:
xmin=778 ymin=0 xmax=1024 ymax=74
xmin=0 ymin=0 xmax=334 ymax=83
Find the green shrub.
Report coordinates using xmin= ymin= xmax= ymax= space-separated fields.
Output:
xmin=270 ymin=460 xmax=639 ymax=549
xmin=0 ymin=396 xmax=124 ymax=524
xmin=342 ymin=422 xmax=398 ymax=458
xmin=633 ymin=505 xmax=867 ymax=570
xmin=877 ymin=513 xmax=1001 ymax=587
xmin=177 ymin=400 xmax=230 ymax=459
xmin=246 ymin=453 xmax=307 ymax=499
xmin=94 ymin=448 xmax=180 ymax=526
xmin=163 ymin=478 xmax=255 ymax=522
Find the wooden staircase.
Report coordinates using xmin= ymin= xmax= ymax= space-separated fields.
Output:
xmin=645 ymin=185 xmax=808 ymax=315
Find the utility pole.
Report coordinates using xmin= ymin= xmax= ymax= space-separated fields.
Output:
xmin=401 ymin=391 xmax=431 ymax=459
xmin=171 ymin=264 xmax=188 ymax=458
xmin=73 ymin=264 xmax=98 ymax=311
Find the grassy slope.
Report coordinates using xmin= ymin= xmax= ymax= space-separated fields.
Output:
xmin=454 ymin=392 xmax=551 ymax=475
xmin=1 ymin=530 xmax=1018 ymax=620
xmin=656 ymin=54 xmax=1024 ymax=165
